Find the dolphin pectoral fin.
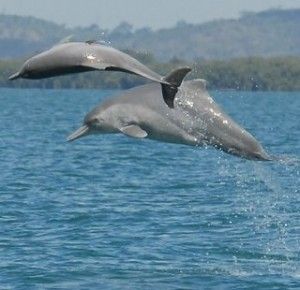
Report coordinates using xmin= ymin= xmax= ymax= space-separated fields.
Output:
xmin=161 ymin=67 xmax=191 ymax=108
xmin=81 ymin=62 xmax=131 ymax=73
xmin=120 ymin=125 xmax=148 ymax=138
xmin=81 ymin=61 xmax=112 ymax=71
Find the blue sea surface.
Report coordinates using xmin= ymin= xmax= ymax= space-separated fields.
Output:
xmin=0 ymin=88 xmax=299 ymax=289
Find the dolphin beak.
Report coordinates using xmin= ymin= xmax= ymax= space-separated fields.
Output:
xmin=8 ymin=72 xmax=21 ymax=80
xmin=67 ymin=125 xmax=90 ymax=142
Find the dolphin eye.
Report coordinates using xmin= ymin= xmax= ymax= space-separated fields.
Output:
xmin=87 ymin=118 xmax=97 ymax=125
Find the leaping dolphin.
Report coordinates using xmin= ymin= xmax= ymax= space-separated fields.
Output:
xmin=67 ymin=79 xmax=271 ymax=161
xmin=8 ymin=41 xmax=191 ymax=107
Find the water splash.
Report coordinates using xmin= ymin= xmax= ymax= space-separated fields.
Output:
xmin=226 ymin=160 xmax=300 ymax=277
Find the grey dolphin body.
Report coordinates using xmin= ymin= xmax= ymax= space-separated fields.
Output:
xmin=8 ymin=41 xmax=190 ymax=107
xmin=67 ymin=79 xmax=271 ymax=161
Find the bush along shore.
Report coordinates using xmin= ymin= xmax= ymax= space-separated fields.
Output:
xmin=1 ymin=53 xmax=299 ymax=91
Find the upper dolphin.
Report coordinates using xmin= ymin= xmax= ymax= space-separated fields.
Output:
xmin=67 ymin=79 xmax=271 ymax=161
xmin=8 ymin=41 xmax=191 ymax=107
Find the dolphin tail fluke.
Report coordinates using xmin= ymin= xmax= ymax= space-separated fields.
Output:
xmin=164 ymin=67 xmax=191 ymax=86
xmin=161 ymin=67 xmax=191 ymax=108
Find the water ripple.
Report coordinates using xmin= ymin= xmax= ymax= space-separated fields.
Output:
xmin=0 ymin=89 xmax=299 ymax=289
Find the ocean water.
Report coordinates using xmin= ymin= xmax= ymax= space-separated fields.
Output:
xmin=0 ymin=88 xmax=299 ymax=290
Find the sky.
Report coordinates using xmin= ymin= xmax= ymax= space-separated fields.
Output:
xmin=0 ymin=0 xmax=299 ymax=30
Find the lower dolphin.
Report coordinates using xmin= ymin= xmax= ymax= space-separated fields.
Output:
xmin=67 ymin=79 xmax=271 ymax=161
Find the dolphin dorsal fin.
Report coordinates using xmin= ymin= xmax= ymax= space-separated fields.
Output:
xmin=120 ymin=125 xmax=148 ymax=138
xmin=161 ymin=67 xmax=191 ymax=108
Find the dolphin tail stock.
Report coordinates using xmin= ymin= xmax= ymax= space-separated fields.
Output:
xmin=161 ymin=67 xmax=191 ymax=108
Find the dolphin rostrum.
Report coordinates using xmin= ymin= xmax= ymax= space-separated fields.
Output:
xmin=67 ymin=79 xmax=271 ymax=161
xmin=8 ymin=41 xmax=191 ymax=107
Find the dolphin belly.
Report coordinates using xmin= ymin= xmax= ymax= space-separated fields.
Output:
xmin=25 ymin=65 xmax=95 ymax=79
xmin=134 ymin=108 xmax=198 ymax=146
xmin=146 ymin=125 xmax=198 ymax=146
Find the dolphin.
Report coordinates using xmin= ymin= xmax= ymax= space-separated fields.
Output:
xmin=67 ymin=79 xmax=271 ymax=161
xmin=8 ymin=41 xmax=191 ymax=107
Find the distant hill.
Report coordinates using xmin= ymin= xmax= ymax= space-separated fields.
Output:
xmin=0 ymin=9 xmax=299 ymax=60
